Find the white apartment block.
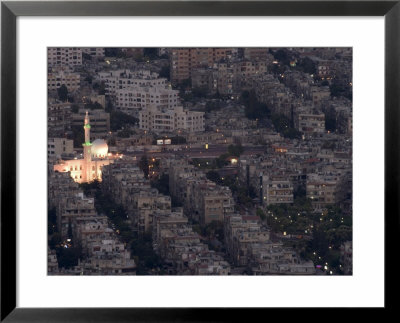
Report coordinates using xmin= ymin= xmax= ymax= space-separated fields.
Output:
xmin=48 ymin=47 xmax=82 ymax=67
xmin=48 ymin=71 xmax=81 ymax=92
xmin=98 ymin=69 xmax=168 ymax=96
xmin=116 ymin=85 xmax=179 ymax=117
xmin=140 ymin=106 xmax=205 ymax=134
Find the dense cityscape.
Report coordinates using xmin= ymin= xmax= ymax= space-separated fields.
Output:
xmin=48 ymin=47 xmax=352 ymax=275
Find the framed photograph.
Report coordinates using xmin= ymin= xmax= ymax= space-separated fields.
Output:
xmin=1 ymin=0 xmax=397 ymax=321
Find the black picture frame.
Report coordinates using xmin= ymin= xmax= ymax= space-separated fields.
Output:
xmin=1 ymin=1 xmax=398 ymax=321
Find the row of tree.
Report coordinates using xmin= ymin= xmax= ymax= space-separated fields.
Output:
xmin=205 ymin=171 xmax=257 ymax=208
xmin=267 ymin=197 xmax=352 ymax=274
xmin=240 ymin=90 xmax=301 ymax=139
xmin=240 ymin=90 xmax=270 ymax=120
xmin=271 ymin=113 xmax=302 ymax=139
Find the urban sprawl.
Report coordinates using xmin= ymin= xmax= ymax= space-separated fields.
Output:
xmin=48 ymin=47 xmax=352 ymax=275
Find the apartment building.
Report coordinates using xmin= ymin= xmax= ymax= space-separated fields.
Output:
xmin=48 ymin=47 xmax=82 ymax=67
xmin=310 ymin=86 xmax=331 ymax=107
xmin=152 ymin=212 xmax=231 ymax=275
xmin=48 ymin=171 xmax=81 ymax=211
xmin=233 ymin=60 xmax=267 ymax=78
xmin=101 ymin=162 xmax=150 ymax=204
xmin=71 ymin=109 xmax=110 ymax=139
xmin=170 ymin=48 xmax=232 ymax=84
xmin=243 ymin=48 xmax=273 ymax=61
xmin=48 ymin=101 xmax=72 ymax=137
xmin=74 ymin=216 xmax=112 ymax=253
xmin=168 ymin=160 xmax=235 ymax=225
xmin=297 ymin=113 xmax=326 ymax=135
xmin=132 ymin=189 xmax=171 ymax=234
xmin=116 ymin=85 xmax=179 ymax=117
xmin=224 ymin=213 xmax=314 ymax=274
xmin=224 ymin=214 xmax=270 ymax=266
xmin=139 ymin=106 xmax=205 ymax=134
xmin=48 ymin=70 xmax=81 ymax=92
xmin=316 ymin=59 xmax=336 ymax=79
xmin=98 ymin=69 xmax=167 ymax=96
xmin=194 ymin=182 xmax=235 ymax=225
xmin=249 ymin=243 xmax=315 ymax=275
xmin=48 ymin=138 xmax=74 ymax=159
xmin=57 ymin=192 xmax=97 ymax=238
xmin=169 ymin=160 xmax=206 ymax=204
xmin=83 ymin=239 xmax=136 ymax=275
xmin=191 ymin=68 xmax=215 ymax=93
xmin=306 ymin=174 xmax=339 ymax=208
xmin=261 ymin=174 xmax=294 ymax=206
xmin=191 ymin=59 xmax=267 ymax=95
xmin=152 ymin=211 xmax=189 ymax=250
xmin=81 ymin=47 xmax=105 ymax=58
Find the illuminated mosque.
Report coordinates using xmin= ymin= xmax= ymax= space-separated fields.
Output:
xmin=54 ymin=111 xmax=114 ymax=183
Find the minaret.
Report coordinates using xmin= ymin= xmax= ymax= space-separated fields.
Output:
xmin=82 ymin=111 xmax=92 ymax=182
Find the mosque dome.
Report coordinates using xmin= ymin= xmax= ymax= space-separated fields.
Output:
xmin=91 ymin=139 xmax=108 ymax=158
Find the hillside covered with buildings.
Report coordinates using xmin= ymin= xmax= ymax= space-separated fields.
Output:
xmin=48 ymin=47 xmax=352 ymax=275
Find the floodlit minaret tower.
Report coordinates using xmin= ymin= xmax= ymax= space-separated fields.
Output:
xmin=82 ymin=111 xmax=92 ymax=181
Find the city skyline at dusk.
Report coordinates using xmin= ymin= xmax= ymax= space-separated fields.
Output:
xmin=48 ymin=47 xmax=352 ymax=276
